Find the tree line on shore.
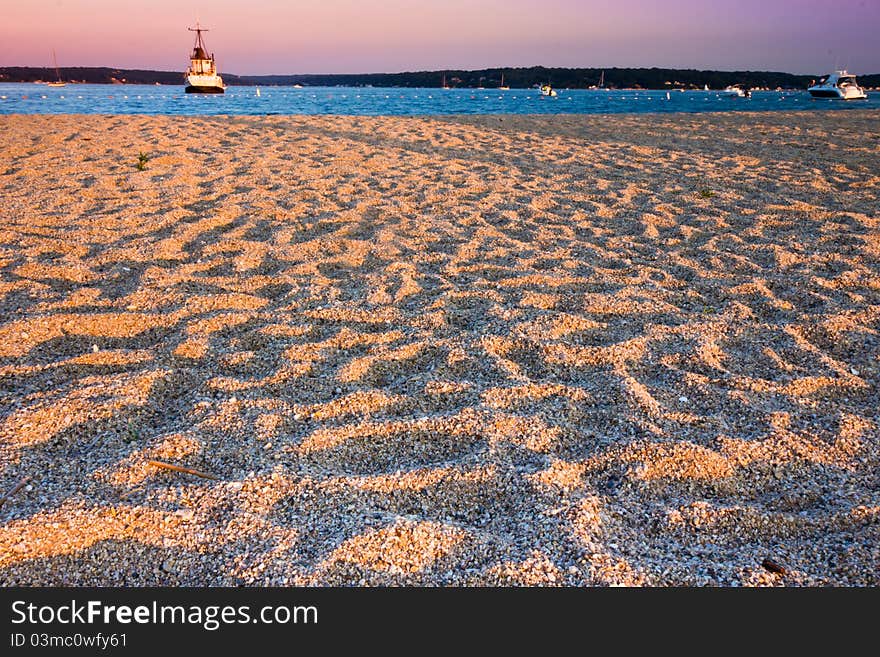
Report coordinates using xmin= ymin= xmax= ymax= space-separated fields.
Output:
xmin=2 ymin=65 xmax=877 ymax=90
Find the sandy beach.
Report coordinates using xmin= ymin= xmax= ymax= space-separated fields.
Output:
xmin=0 ymin=110 xmax=877 ymax=586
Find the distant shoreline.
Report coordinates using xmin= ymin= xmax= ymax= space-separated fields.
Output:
xmin=3 ymin=65 xmax=879 ymax=90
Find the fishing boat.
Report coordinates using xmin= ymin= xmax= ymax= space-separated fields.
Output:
xmin=540 ymin=84 xmax=557 ymax=97
xmin=808 ymin=71 xmax=868 ymax=100
xmin=184 ymin=23 xmax=225 ymax=94
xmin=47 ymin=50 xmax=65 ymax=87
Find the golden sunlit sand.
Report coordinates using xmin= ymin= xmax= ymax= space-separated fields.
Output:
xmin=0 ymin=111 xmax=878 ymax=586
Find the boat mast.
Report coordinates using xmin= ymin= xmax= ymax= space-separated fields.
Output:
xmin=52 ymin=49 xmax=62 ymax=82
xmin=188 ymin=22 xmax=212 ymax=59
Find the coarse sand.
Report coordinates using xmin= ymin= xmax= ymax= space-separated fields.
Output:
xmin=0 ymin=111 xmax=878 ymax=586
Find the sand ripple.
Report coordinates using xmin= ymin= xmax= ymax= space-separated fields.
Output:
xmin=0 ymin=111 xmax=878 ymax=585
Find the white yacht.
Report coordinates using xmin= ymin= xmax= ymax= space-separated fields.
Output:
xmin=184 ymin=23 xmax=225 ymax=94
xmin=720 ymin=85 xmax=746 ymax=97
xmin=808 ymin=71 xmax=867 ymax=100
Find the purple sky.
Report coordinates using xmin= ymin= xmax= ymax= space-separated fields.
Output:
xmin=2 ymin=0 xmax=878 ymax=75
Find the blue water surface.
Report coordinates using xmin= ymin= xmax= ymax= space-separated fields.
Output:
xmin=1 ymin=83 xmax=878 ymax=115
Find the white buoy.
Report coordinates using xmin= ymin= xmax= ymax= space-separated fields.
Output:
xmin=666 ymin=92 xmax=671 ymax=100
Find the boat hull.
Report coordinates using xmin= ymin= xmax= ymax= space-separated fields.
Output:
xmin=809 ymin=89 xmax=843 ymax=98
xmin=185 ymin=85 xmax=225 ymax=94
xmin=808 ymin=88 xmax=867 ymax=99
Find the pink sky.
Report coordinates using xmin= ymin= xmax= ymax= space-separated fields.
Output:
xmin=2 ymin=0 xmax=878 ymax=75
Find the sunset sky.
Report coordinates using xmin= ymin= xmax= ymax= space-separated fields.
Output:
xmin=2 ymin=0 xmax=878 ymax=75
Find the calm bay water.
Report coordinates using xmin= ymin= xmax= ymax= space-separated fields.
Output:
xmin=1 ymin=83 xmax=878 ymax=115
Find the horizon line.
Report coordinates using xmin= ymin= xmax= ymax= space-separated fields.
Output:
xmin=4 ymin=64 xmax=878 ymax=78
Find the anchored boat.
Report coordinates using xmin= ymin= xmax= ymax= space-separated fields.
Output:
xmin=184 ymin=23 xmax=225 ymax=94
xmin=47 ymin=49 xmax=66 ymax=87
xmin=808 ymin=71 xmax=867 ymax=100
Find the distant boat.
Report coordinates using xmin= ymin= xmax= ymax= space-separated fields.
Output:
xmin=719 ymin=85 xmax=746 ymax=97
xmin=47 ymin=50 xmax=65 ymax=87
xmin=292 ymin=84 xmax=303 ymax=88
xmin=540 ymin=83 xmax=557 ymax=97
xmin=808 ymin=70 xmax=868 ymax=100
xmin=184 ymin=23 xmax=225 ymax=94
xmin=588 ymin=70 xmax=608 ymax=90
xmin=441 ymin=74 xmax=451 ymax=90
xmin=499 ymin=73 xmax=510 ymax=90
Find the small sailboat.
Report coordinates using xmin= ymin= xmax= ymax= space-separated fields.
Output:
xmin=590 ymin=71 xmax=607 ymax=90
xmin=184 ymin=23 xmax=225 ymax=94
xmin=441 ymin=74 xmax=451 ymax=90
xmin=499 ymin=73 xmax=510 ymax=90
xmin=540 ymin=83 xmax=557 ymax=97
xmin=47 ymin=50 xmax=65 ymax=87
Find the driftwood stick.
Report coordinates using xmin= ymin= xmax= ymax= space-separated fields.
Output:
xmin=0 ymin=476 xmax=31 ymax=509
xmin=147 ymin=460 xmax=220 ymax=481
